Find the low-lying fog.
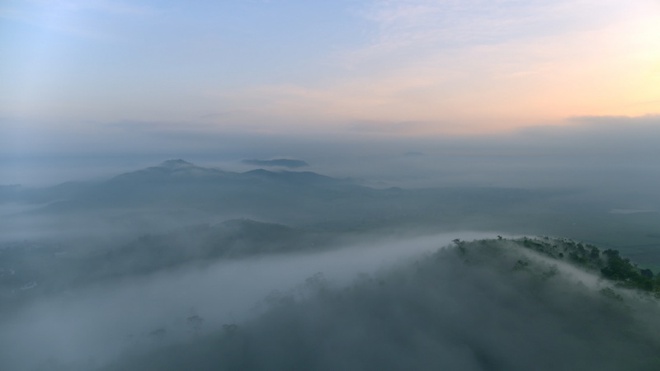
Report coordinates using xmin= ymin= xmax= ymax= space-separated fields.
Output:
xmin=104 ymin=237 xmax=660 ymax=371
xmin=0 ymin=232 xmax=497 ymax=370
xmin=2 ymin=118 xmax=660 ymax=370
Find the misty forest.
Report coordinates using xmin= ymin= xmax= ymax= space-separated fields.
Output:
xmin=3 ymin=0 xmax=660 ymax=370
xmin=2 ymin=157 xmax=660 ymax=370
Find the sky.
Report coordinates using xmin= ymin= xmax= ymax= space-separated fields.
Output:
xmin=1 ymin=0 xmax=659 ymax=184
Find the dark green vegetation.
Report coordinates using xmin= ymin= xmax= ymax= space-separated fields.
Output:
xmin=507 ymin=236 xmax=660 ymax=294
xmin=103 ymin=239 xmax=660 ymax=371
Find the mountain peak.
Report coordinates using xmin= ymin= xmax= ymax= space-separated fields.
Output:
xmin=159 ymin=159 xmax=195 ymax=169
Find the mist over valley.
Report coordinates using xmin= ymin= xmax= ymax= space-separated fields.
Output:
xmin=2 ymin=157 xmax=660 ymax=370
xmin=3 ymin=0 xmax=660 ymax=368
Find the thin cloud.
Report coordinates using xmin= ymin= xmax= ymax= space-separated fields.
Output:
xmin=345 ymin=0 xmax=627 ymax=67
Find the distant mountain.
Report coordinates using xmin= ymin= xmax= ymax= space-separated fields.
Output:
xmin=242 ymin=158 xmax=309 ymax=168
xmin=6 ymin=160 xmax=639 ymax=249
xmin=109 ymin=159 xmax=232 ymax=182
xmin=104 ymin=159 xmax=343 ymax=187
xmin=2 ymin=159 xmax=591 ymax=235
xmin=160 ymin=159 xmax=196 ymax=169
xmin=12 ymin=160 xmax=363 ymax=220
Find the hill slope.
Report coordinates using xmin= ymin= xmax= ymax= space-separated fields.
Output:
xmin=103 ymin=238 xmax=660 ymax=371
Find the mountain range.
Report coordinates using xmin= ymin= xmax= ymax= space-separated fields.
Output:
xmin=3 ymin=159 xmax=660 ymax=261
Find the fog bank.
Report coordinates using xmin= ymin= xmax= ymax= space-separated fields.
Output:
xmin=0 ymin=232 xmax=497 ymax=370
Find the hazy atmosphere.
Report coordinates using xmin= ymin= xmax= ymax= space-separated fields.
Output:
xmin=2 ymin=1 xmax=660 ymax=370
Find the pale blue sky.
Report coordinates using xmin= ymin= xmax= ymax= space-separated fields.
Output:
xmin=2 ymin=1 xmax=365 ymax=119
xmin=1 ymin=0 xmax=659 ymax=161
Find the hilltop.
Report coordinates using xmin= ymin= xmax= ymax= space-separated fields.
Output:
xmin=466 ymin=236 xmax=660 ymax=294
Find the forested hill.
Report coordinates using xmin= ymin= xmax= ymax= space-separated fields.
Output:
xmin=103 ymin=237 xmax=660 ymax=371
xmin=490 ymin=236 xmax=660 ymax=294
